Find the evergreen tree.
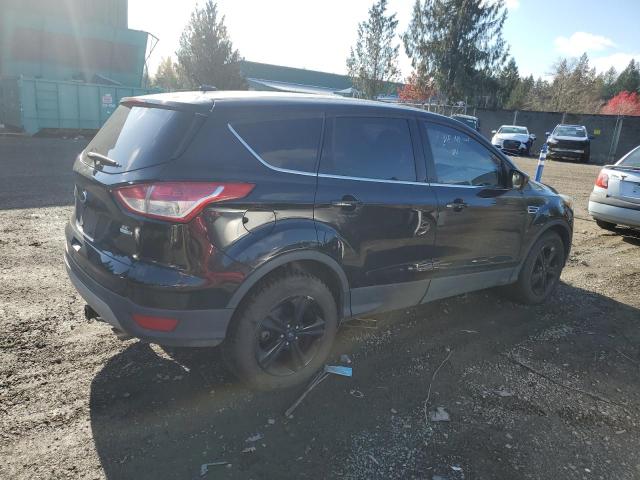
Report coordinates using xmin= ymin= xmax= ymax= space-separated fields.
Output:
xmin=176 ymin=0 xmax=246 ymax=90
xmin=153 ymin=57 xmax=182 ymax=91
xmin=498 ymin=57 xmax=520 ymax=107
xmin=347 ymin=0 xmax=400 ymax=99
xmin=601 ymin=66 xmax=618 ymax=99
xmin=403 ymin=0 xmax=508 ymax=101
xmin=615 ymin=60 xmax=640 ymax=94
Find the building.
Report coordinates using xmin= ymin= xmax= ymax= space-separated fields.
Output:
xmin=0 ymin=0 xmax=156 ymax=134
xmin=239 ymin=60 xmax=401 ymax=100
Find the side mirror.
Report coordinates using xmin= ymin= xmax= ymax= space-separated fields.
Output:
xmin=511 ymin=170 xmax=529 ymax=190
xmin=589 ymin=135 xmax=595 ymax=140
xmin=545 ymin=131 xmax=550 ymax=137
xmin=530 ymin=134 xmax=537 ymax=140
xmin=491 ymin=129 xmax=497 ymax=134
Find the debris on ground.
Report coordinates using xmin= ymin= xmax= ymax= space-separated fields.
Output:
xmin=494 ymin=387 xmax=514 ymax=397
xmin=267 ymin=418 xmax=276 ymax=425
xmin=284 ymin=365 xmax=353 ymax=417
xmin=245 ymin=433 xmax=263 ymax=443
xmin=349 ymin=389 xmax=364 ymax=398
xmin=200 ymin=461 xmax=228 ymax=476
xmin=340 ymin=354 xmax=353 ymax=364
xmin=430 ymin=407 xmax=451 ymax=422
xmin=241 ymin=446 xmax=256 ymax=454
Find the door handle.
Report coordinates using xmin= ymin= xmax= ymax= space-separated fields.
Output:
xmin=331 ymin=195 xmax=362 ymax=210
xmin=445 ymin=199 xmax=468 ymax=212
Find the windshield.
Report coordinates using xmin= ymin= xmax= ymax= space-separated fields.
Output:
xmin=453 ymin=116 xmax=477 ymax=128
xmin=499 ymin=126 xmax=527 ymax=134
xmin=619 ymin=146 xmax=640 ymax=167
xmin=553 ymin=126 xmax=586 ymax=137
xmin=83 ymin=105 xmax=195 ymax=173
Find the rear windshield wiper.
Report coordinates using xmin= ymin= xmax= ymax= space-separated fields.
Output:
xmin=86 ymin=151 xmax=121 ymax=168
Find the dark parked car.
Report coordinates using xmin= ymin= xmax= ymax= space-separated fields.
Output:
xmin=65 ymin=91 xmax=574 ymax=389
xmin=451 ymin=113 xmax=480 ymax=132
xmin=546 ymin=124 xmax=594 ymax=163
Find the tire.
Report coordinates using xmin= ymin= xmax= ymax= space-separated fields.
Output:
xmin=595 ymin=219 xmax=616 ymax=231
xmin=222 ymin=272 xmax=338 ymax=390
xmin=508 ymin=232 xmax=566 ymax=305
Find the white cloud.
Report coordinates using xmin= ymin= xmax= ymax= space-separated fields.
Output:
xmin=591 ymin=52 xmax=640 ymax=73
xmin=504 ymin=0 xmax=520 ymax=9
xmin=554 ymin=32 xmax=616 ymax=57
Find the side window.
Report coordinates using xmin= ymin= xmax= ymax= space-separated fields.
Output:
xmin=232 ymin=117 xmax=322 ymax=172
xmin=320 ymin=117 xmax=416 ymax=182
xmin=424 ymin=122 xmax=503 ymax=187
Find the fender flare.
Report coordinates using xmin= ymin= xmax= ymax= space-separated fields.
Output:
xmin=226 ymin=250 xmax=350 ymax=314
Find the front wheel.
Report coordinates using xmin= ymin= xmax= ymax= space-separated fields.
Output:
xmin=223 ymin=272 xmax=338 ymax=390
xmin=507 ymin=232 xmax=566 ymax=305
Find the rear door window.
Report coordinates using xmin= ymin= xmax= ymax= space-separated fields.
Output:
xmin=84 ymin=105 xmax=195 ymax=173
xmin=232 ymin=117 xmax=323 ymax=173
xmin=423 ymin=122 xmax=504 ymax=187
xmin=320 ymin=117 xmax=416 ymax=181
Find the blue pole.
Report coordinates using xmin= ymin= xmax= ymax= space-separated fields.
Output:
xmin=535 ymin=143 xmax=548 ymax=182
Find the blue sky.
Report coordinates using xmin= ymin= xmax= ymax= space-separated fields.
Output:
xmin=504 ymin=0 xmax=640 ymax=77
xmin=130 ymin=0 xmax=640 ymax=79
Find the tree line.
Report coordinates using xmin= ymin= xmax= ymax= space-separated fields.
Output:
xmin=150 ymin=0 xmax=640 ymax=116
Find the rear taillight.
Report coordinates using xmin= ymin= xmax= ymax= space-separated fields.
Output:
xmin=113 ymin=182 xmax=254 ymax=222
xmin=595 ymin=171 xmax=609 ymax=188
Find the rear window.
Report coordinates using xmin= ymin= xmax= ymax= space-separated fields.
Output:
xmin=619 ymin=146 xmax=640 ymax=167
xmin=320 ymin=117 xmax=416 ymax=182
xmin=232 ymin=117 xmax=323 ymax=173
xmin=84 ymin=105 xmax=194 ymax=172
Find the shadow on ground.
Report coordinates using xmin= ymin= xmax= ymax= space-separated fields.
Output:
xmin=89 ymin=283 xmax=640 ymax=479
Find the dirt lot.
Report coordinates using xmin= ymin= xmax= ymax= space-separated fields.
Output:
xmin=1 ymin=136 xmax=639 ymax=480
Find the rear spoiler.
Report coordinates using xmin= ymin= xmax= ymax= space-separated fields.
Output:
xmin=120 ymin=96 xmax=214 ymax=114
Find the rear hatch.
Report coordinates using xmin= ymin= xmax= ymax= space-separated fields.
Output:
xmin=71 ymin=99 xmax=207 ymax=284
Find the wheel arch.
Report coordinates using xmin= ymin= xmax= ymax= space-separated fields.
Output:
xmin=226 ymin=251 xmax=350 ymax=319
xmin=515 ymin=220 xmax=572 ymax=281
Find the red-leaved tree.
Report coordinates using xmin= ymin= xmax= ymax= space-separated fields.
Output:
xmin=601 ymin=91 xmax=640 ymax=116
xmin=398 ymin=72 xmax=436 ymax=103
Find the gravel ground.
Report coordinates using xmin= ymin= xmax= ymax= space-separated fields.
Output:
xmin=1 ymin=137 xmax=639 ymax=480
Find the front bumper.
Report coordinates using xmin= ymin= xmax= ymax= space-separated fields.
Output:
xmin=588 ymin=199 xmax=640 ymax=228
xmin=547 ymin=146 xmax=586 ymax=159
xmin=65 ymin=251 xmax=233 ymax=346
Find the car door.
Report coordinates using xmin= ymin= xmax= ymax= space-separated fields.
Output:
xmin=314 ymin=115 xmax=439 ymax=316
xmin=420 ymin=121 xmax=527 ymax=302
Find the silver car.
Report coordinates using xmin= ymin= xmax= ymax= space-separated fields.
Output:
xmin=589 ymin=145 xmax=640 ymax=230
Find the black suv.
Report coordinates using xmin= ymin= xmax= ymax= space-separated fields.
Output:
xmin=546 ymin=124 xmax=594 ymax=163
xmin=65 ymin=92 xmax=574 ymax=389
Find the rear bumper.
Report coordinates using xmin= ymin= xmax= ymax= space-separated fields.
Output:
xmin=65 ymin=251 xmax=233 ymax=346
xmin=588 ymin=200 xmax=640 ymax=228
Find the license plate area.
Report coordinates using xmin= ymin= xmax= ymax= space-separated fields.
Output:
xmin=620 ymin=180 xmax=640 ymax=202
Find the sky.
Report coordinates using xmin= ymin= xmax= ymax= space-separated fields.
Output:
xmin=128 ymin=0 xmax=640 ymax=80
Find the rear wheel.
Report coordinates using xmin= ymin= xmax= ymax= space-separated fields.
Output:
xmin=508 ymin=232 xmax=565 ymax=305
xmin=595 ymin=219 xmax=617 ymax=231
xmin=223 ymin=272 xmax=338 ymax=390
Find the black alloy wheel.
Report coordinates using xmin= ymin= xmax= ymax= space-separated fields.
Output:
xmin=256 ymin=295 xmax=326 ymax=376
xmin=530 ymin=243 xmax=562 ymax=297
